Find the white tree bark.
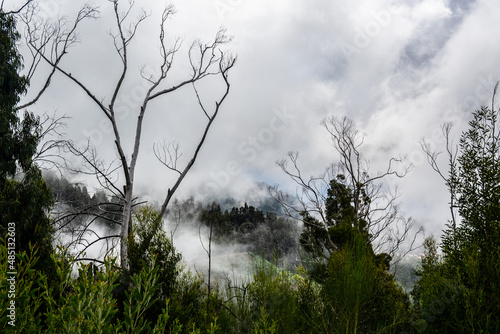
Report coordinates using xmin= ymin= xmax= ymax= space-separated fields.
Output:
xmin=23 ymin=1 xmax=236 ymax=269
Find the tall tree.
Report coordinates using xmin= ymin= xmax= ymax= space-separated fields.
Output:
xmin=270 ymin=116 xmax=415 ymax=332
xmin=0 ymin=7 xmax=55 ymax=278
xmin=279 ymin=158 xmax=413 ymax=332
xmin=416 ymin=86 xmax=500 ymax=332
xmin=23 ymin=1 xmax=236 ymax=269
xmin=443 ymin=103 xmax=500 ymax=261
xmin=270 ymin=116 xmax=420 ymax=267
xmin=0 ymin=7 xmax=30 ymax=177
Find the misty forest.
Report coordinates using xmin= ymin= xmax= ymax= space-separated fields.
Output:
xmin=1 ymin=1 xmax=500 ymax=333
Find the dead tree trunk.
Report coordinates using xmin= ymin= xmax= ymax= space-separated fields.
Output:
xmin=23 ymin=1 xmax=236 ymax=269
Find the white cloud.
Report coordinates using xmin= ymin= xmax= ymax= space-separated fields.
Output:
xmin=412 ymin=0 xmax=452 ymax=21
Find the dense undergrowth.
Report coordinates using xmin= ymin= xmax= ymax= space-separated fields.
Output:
xmin=0 ymin=236 xmax=412 ymax=334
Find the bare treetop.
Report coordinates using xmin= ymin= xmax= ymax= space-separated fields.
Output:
xmin=20 ymin=0 xmax=236 ymax=270
xmin=270 ymin=116 xmax=421 ymax=270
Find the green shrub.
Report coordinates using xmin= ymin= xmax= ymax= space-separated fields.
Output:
xmin=322 ymin=235 xmax=412 ymax=334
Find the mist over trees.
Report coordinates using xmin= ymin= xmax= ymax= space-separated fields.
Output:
xmin=270 ymin=116 xmax=421 ymax=272
xmin=1 ymin=1 xmax=499 ymax=333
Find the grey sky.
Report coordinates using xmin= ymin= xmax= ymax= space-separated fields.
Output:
xmin=16 ymin=0 xmax=500 ymax=239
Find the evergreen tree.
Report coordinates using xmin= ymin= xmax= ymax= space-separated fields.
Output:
xmin=0 ymin=9 xmax=30 ymax=176
xmin=414 ymin=103 xmax=500 ymax=332
xmin=0 ymin=9 xmax=55 ymax=280
xmin=300 ymin=177 xmax=390 ymax=278
xmin=443 ymin=106 xmax=500 ymax=262
xmin=300 ymin=177 xmax=411 ymax=333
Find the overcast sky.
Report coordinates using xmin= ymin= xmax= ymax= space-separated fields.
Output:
xmin=14 ymin=0 xmax=500 ymax=239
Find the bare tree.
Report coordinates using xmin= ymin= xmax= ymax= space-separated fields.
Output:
xmin=31 ymin=112 xmax=72 ymax=175
xmin=420 ymin=123 xmax=459 ymax=231
xmin=23 ymin=1 xmax=236 ymax=269
xmin=2 ymin=2 xmax=97 ymax=258
xmin=0 ymin=0 xmax=33 ymax=15
xmin=198 ymin=203 xmax=216 ymax=318
xmin=2 ymin=2 xmax=77 ymax=176
xmin=270 ymin=116 xmax=421 ymax=269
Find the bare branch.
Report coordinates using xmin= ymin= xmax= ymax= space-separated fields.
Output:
xmin=29 ymin=112 xmax=74 ymax=175
xmin=74 ymin=234 xmax=121 ymax=261
xmin=148 ymin=28 xmax=233 ymax=101
xmin=65 ymin=141 xmax=125 ymax=199
xmin=153 ymin=140 xmax=183 ymax=175
xmin=20 ymin=3 xmax=103 ymax=113
xmin=420 ymin=122 xmax=460 ymax=229
xmin=1 ymin=0 xmax=32 ymax=15
xmin=272 ymin=116 xmax=420 ymax=261
xmin=20 ymin=1 xmax=236 ymax=269
xmin=159 ymin=52 xmax=236 ymax=217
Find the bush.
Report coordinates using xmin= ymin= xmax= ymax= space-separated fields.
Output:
xmin=322 ymin=235 xmax=412 ymax=334
xmin=0 ymin=237 xmax=221 ymax=333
